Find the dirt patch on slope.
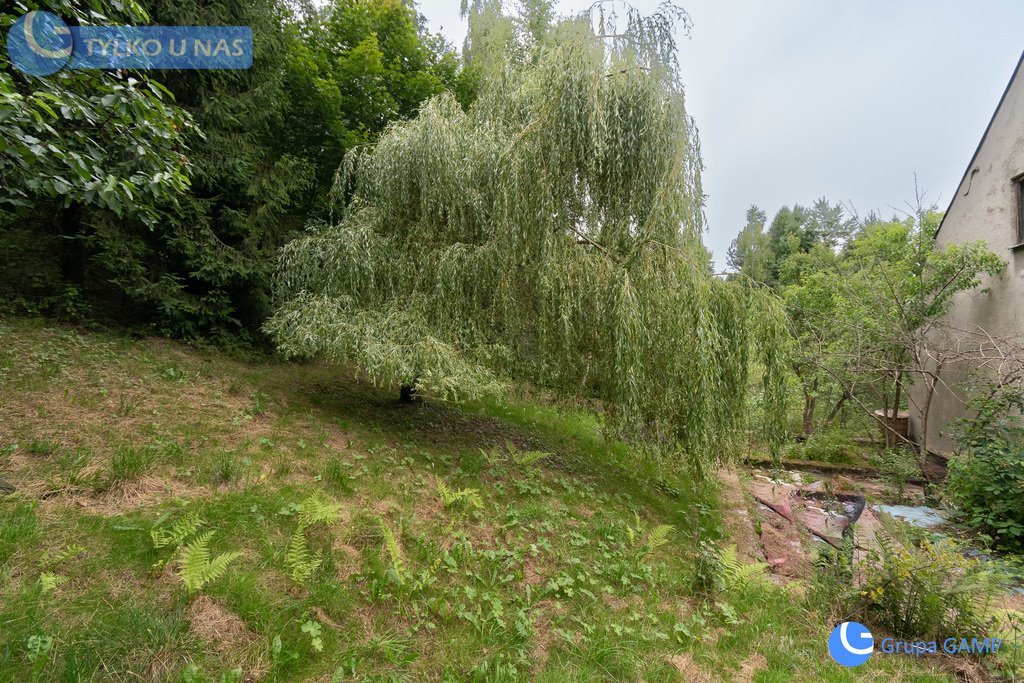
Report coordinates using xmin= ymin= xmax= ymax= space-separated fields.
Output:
xmin=718 ymin=469 xmax=767 ymax=565
xmin=736 ymin=652 xmax=767 ymax=682
xmin=188 ymin=596 xmax=267 ymax=680
xmin=664 ymin=652 xmax=713 ymax=681
xmin=38 ymin=474 xmax=206 ymax=516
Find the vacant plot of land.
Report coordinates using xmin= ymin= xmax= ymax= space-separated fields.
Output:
xmin=0 ymin=318 xmax=965 ymax=681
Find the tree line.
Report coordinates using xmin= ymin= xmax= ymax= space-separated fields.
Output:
xmin=1 ymin=0 xmax=476 ymax=342
xmin=727 ymin=196 xmax=1008 ymax=475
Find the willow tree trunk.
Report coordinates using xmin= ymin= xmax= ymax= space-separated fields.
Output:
xmin=399 ymin=384 xmax=420 ymax=403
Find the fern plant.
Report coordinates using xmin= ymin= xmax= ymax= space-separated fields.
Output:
xmin=436 ymin=480 xmax=484 ymax=511
xmin=40 ymin=544 xmax=85 ymax=568
xmin=643 ymin=524 xmax=675 ymax=557
xmin=151 ymin=510 xmax=203 ymax=549
xmin=38 ymin=573 xmax=67 ymax=595
xmin=380 ymin=521 xmax=407 ymax=586
xmin=285 ymin=526 xmax=323 ymax=583
xmin=284 ymin=494 xmax=342 ymax=584
xmin=626 ymin=516 xmax=638 ymax=547
xmin=505 ymin=440 xmax=550 ymax=467
xmin=718 ymin=544 xmax=768 ymax=590
xmin=297 ymin=495 xmax=343 ymax=529
xmin=626 ymin=512 xmax=675 ymax=559
xmin=178 ymin=531 xmax=243 ymax=593
xmin=150 ymin=511 xmax=242 ymax=593
xmin=482 ymin=441 xmax=551 ymax=468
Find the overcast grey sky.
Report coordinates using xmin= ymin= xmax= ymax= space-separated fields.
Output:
xmin=419 ymin=0 xmax=1024 ymax=268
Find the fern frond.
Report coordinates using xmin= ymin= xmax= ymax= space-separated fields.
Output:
xmin=643 ymin=524 xmax=675 ymax=556
xmin=177 ymin=530 xmax=241 ymax=592
xmin=436 ymin=481 xmax=483 ymax=510
xmin=38 ymin=572 xmax=68 ymax=594
xmin=719 ymin=544 xmax=768 ymax=589
xmin=178 ymin=530 xmax=214 ymax=591
xmin=481 ymin=441 xmax=550 ymax=469
xmin=380 ymin=521 xmax=406 ymax=586
xmin=502 ymin=439 xmax=518 ymax=459
xmin=151 ymin=510 xmax=203 ymax=549
xmin=626 ymin=512 xmax=641 ymax=547
xmin=454 ymin=487 xmax=483 ymax=510
xmin=41 ymin=544 xmax=85 ymax=568
xmin=511 ymin=450 xmax=550 ymax=467
xmin=730 ymin=560 xmax=769 ymax=587
xmin=297 ymin=494 xmax=342 ymax=529
xmin=286 ymin=527 xmax=322 ymax=583
xmin=198 ymin=550 xmax=244 ymax=590
xmin=436 ymin=480 xmax=452 ymax=505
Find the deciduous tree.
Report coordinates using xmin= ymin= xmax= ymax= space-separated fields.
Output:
xmin=267 ymin=3 xmax=788 ymax=471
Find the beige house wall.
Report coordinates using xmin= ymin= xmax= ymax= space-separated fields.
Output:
xmin=908 ymin=53 xmax=1024 ymax=453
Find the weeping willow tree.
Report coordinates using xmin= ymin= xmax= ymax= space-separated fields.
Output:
xmin=266 ymin=2 xmax=787 ymax=472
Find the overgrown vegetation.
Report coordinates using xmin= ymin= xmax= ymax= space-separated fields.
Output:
xmin=947 ymin=384 xmax=1024 ymax=552
xmin=812 ymin=522 xmax=1006 ymax=661
xmin=2 ymin=0 xmax=1021 ymax=678
xmin=857 ymin=531 xmax=1001 ymax=640
xmin=0 ymin=318 xmax=972 ymax=681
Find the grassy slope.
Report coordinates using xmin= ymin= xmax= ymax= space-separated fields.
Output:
xmin=0 ymin=317 xmax=955 ymax=682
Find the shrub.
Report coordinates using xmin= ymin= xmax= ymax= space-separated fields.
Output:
xmin=788 ymin=426 xmax=858 ymax=464
xmin=946 ymin=384 xmax=1024 ymax=552
xmin=809 ymin=538 xmax=855 ymax=622
xmin=878 ymin=448 xmax=920 ymax=501
xmin=848 ymin=527 xmax=1001 ymax=640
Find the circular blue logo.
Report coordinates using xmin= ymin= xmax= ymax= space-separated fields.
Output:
xmin=6 ymin=11 xmax=74 ymax=76
xmin=828 ymin=621 xmax=874 ymax=667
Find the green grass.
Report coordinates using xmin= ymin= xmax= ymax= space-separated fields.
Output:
xmin=0 ymin=317 xmax=994 ymax=681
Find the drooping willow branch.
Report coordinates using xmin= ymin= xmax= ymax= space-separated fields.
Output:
xmin=266 ymin=4 xmax=788 ymax=471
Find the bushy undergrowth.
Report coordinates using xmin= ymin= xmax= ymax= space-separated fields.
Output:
xmin=793 ymin=426 xmax=860 ymax=463
xmin=878 ymin=448 xmax=921 ymax=500
xmin=813 ymin=523 xmax=1002 ymax=642
xmin=859 ymin=532 xmax=1000 ymax=639
xmin=946 ymin=384 xmax=1024 ymax=552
